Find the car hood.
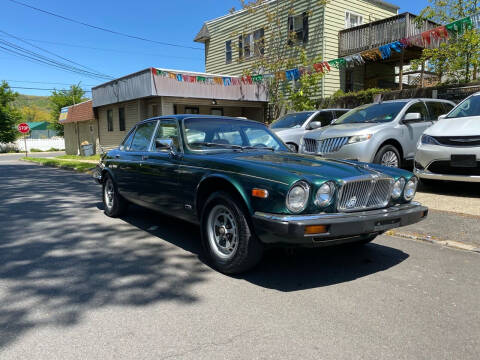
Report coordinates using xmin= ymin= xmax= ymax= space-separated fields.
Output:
xmin=220 ymin=151 xmax=404 ymax=183
xmin=306 ymin=123 xmax=385 ymax=139
xmin=425 ymin=116 xmax=480 ymax=136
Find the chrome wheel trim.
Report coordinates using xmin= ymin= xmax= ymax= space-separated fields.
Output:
xmin=104 ymin=179 xmax=114 ymax=210
xmin=207 ymin=205 xmax=239 ymax=260
xmin=381 ymin=151 xmax=399 ymax=168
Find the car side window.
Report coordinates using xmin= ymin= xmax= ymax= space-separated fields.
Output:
xmin=120 ymin=130 xmax=136 ymax=151
xmin=129 ymin=121 xmax=157 ymax=152
xmin=443 ymin=103 xmax=454 ymax=115
xmin=405 ymin=102 xmax=428 ymax=121
xmin=334 ymin=110 xmax=349 ymax=118
xmin=153 ymin=119 xmax=180 ymax=151
xmin=426 ymin=102 xmax=448 ymax=121
xmin=310 ymin=111 xmax=334 ymax=127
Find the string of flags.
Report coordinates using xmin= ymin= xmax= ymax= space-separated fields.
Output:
xmin=153 ymin=12 xmax=480 ymax=87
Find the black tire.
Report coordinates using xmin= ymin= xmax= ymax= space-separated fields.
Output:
xmin=102 ymin=173 xmax=128 ymax=218
xmin=201 ymin=191 xmax=264 ymax=274
xmin=373 ymin=145 xmax=401 ymax=168
xmin=286 ymin=142 xmax=299 ymax=152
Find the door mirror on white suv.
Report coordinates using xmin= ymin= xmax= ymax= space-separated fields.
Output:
xmin=308 ymin=121 xmax=322 ymax=130
xmin=438 ymin=114 xmax=447 ymax=120
xmin=403 ymin=112 xmax=422 ymax=123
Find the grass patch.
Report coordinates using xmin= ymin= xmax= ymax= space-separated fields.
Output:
xmin=21 ymin=157 xmax=95 ymax=173
xmin=57 ymin=154 xmax=101 ymax=161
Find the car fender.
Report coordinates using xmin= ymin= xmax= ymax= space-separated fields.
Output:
xmin=195 ymin=173 xmax=254 ymax=215
xmin=101 ymin=166 xmax=117 ymax=184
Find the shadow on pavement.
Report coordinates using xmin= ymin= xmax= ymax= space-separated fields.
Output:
xmin=0 ymin=162 xmax=409 ymax=348
xmin=418 ymin=180 xmax=480 ymax=199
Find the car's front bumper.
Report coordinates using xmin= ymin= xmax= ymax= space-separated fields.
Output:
xmin=415 ymin=144 xmax=480 ymax=183
xmin=252 ymin=202 xmax=428 ymax=246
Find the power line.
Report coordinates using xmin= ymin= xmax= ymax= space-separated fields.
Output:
xmin=0 ymin=29 xmax=112 ymax=77
xmin=7 ymin=0 xmax=203 ymax=51
xmin=10 ymin=86 xmax=92 ymax=92
xmin=3 ymin=79 xmax=98 ymax=86
xmin=0 ymin=39 xmax=113 ymax=80
xmin=17 ymin=37 xmax=201 ymax=60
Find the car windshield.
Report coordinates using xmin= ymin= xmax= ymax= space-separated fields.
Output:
xmin=447 ymin=95 xmax=480 ymax=119
xmin=270 ymin=112 xmax=315 ymax=129
xmin=183 ymin=118 xmax=288 ymax=152
xmin=334 ymin=102 xmax=407 ymax=124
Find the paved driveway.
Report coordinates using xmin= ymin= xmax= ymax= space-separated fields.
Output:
xmin=0 ymin=160 xmax=478 ymax=359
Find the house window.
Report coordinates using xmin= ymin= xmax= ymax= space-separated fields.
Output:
xmin=107 ymin=109 xmax=113 ymax=132
xmin=288 ymin=12 xmax=309 ymax=45
xmin=225 ymin=40 xmax=232 ymax=64
xmin=118 ymin=107 xmax=126 ymax=131
xmin=253 ymin=28 xmax=265 ymax=56
xmin=345 ymin=11 xmax=363 ymax=29
xmin=211 ymin=108 xmax=223 ymax=116
xmin=185 ymin=107 xmax=199 ymax=114
xmin=239 ymin=33 xmax=253 ymax=59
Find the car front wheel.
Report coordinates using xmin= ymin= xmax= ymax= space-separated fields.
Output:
xmin=201 ymin=191 xmax=263 ymax=274
xmin=103 ymin=173 xmax=128 ymax=217
xmin=374 ymin=145 xmax=401 ymax=168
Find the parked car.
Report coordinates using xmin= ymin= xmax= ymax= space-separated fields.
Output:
xmin=415 ymin=92 xmax=480 ymax=183
xmin=270 ymin=109 xmax=350 ymax=152
xmin=301 ymin=99 xmax=455 ymax=168
xmin=94 ymin=115 xmax=427 ymax=274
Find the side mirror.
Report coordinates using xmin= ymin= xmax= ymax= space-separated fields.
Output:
xmin=308 ymin=121 xmax=322 ymax=130
xmin=155 ymin=138 xmax=175 ymax=153
xmin=403 ymin=112 xmax=422 ymax=123
xmin=438 ymin=114 xmax=447 ymax=120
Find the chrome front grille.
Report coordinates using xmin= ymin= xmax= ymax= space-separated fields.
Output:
xmin=303 ymin=138 xmax=318 ymax=153
xmin=317 ymin=137 xmax=349 ymax=154
xmin=338 ymin=176 xmax=394 ymax=212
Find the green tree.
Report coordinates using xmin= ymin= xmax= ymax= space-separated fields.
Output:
xmin=414 ymin=0 xmax=480 ymax=83
xmin=49 ymin=84 xmax=88 ymax=136
xmin=231 ymin=0 xmax=328 ymax=121
xmin=0 ymin=81 xmax=21 ymax=144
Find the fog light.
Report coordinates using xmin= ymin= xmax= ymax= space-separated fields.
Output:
xmin=305 ymin=225 xmax=329 ymax=235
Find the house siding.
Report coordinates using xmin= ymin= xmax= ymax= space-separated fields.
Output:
xmin=200 ymin=0 xmax=397 ymax=98
xmin=97 ymin=100 xmax=140 ymax=149
xmin=323 ymin=0 xmax=397 ymax=96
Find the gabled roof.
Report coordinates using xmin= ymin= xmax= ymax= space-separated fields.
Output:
xmin=59 ymin=100 xmax=94 ymax=124
xmin=194 ymin=23 xmax=211 ymax=43
xmin=26 ymin=121 xmax=49 ymax=130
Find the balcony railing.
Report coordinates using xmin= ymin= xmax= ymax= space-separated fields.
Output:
xmin=339 ymin=12 xmax=438 ymax=57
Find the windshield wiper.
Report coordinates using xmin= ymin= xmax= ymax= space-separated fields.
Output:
xmin=241 ymin=146 xmax=275 ymax=151
xmin=190 ymin=142 xmax=243 ymax=150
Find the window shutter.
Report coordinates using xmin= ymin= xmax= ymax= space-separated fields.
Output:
xmin=302 ymin=12 xmax=309 ymax=43
xmin=238 ymin=35 xmax=243 ymax=59
xmin=287 ymin=16 xmax=293 ymax=45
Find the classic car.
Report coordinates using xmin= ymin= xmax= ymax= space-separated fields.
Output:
xmin=94 ymin=115 xmax=428 ymax=274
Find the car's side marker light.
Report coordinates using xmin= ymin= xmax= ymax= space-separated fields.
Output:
xmin=252 ymin=188 xmax=269 ymax=199
xmin=305 ymin=225 xmax=329 ymax=235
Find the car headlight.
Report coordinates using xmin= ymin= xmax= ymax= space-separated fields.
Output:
xmin=421 ymin=135 xmax=440 ymax=145
xmin=348 ymin=134 xmax=372 ymax=144
xmin=286 ymin=181 xmax=310 ymax=213
xmin=392 ymin=177 xmax=406 ymax=200
xmin=315 ymin=182 xmax=335 ymax=207
xmin=404 ymin=177 xmax=418 ymax=201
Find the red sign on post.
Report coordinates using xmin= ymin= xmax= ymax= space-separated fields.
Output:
xmin=18 ymin=123 xmax=30 ymax=134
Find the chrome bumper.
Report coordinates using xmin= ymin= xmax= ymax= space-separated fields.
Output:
xmin=415 ymin=169 xmax=480 ymax=183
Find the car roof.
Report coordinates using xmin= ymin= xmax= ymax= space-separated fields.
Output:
xmin=380 ymin=98 xmax=454 ymax=104
xmin=137 ymin=114 xmax=264 ymax=126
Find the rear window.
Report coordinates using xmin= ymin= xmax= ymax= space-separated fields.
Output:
xmin=270 ymin=112 xmax=314 ymax=129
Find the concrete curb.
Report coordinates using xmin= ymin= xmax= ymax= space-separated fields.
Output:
xmin=387 ymin=230 xmax=480 ymax=254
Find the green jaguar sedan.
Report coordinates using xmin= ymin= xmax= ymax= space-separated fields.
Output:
xmin=94 ymin=115 xmax=428 ymax=274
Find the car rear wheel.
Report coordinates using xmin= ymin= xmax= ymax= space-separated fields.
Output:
xmin=201 ymin=191 xmax=263 ymax=274
xmin=374 ymin=145 xmax=401 ymax=168
xmin=103 ymin=173 xmax=128 ymax=217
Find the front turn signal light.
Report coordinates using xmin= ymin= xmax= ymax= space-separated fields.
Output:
xmin=252 ymin=188 xmax=269 ymax=199
xmin=305 ymin=225 xmax=329 ymax=235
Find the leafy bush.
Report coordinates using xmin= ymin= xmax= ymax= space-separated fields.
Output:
xmin=0 ymin=143 xmax=19 ymax=153
xmin=30 ymin=148 xmax=43 ymax=152
xmin=47 ymin=147 xmax=62 ymax=152
xmin=321 ymin=88 xmax=388 ymax=109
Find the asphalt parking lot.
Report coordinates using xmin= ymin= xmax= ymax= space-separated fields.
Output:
xmin=0 ymin=158 xmax=479 ymax=359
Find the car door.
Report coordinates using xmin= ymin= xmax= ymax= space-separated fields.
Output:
xmin=116 ymin=121 xmax=158 ymax=202
xmin=402 ymin=101 xmax=431 ymax=159
xmin=140 ymin=119 xmax=183 ymax=214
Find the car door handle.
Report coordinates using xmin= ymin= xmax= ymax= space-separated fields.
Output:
xmin=142 ymin=155 xmax=149 ymax=161
xmin=115 ymin=155 xmax=120 ymax=159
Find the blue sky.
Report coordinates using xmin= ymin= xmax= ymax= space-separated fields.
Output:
xmin=0 ymin=0 xmax=428 ymax=96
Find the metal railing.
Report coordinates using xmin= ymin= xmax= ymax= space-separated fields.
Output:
xmin=339 ymin=13 xmax=438 ymax=57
